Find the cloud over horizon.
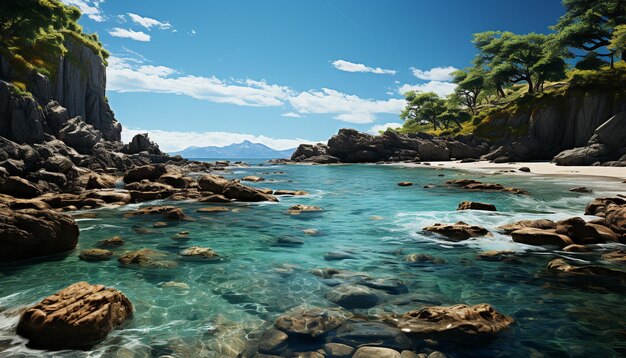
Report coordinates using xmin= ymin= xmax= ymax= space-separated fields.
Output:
xmin=62 ymin=0 xmax=105 ymax=22
xmin=121 ymin=126 xmax=318 ymax=152
xmin=108 ymin=57 xmax=406 ymax=122
xmin=332 ymin=60 xmax=396 ymax=75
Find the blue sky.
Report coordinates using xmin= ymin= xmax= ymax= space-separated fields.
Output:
xmin=64 ymin=0 xmax=565 ymax=151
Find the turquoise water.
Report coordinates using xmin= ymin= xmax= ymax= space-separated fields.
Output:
xmin=1 ymin=163 xmax=625 ymax=357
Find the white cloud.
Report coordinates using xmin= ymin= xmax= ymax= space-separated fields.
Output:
xmin=367 ymin=122 xmax=403 ymax=134
xmin=108 ymin=28 xmax=151 ymax=42
xmin=188 ymin=29 xmax=197 ymax=36
xmin=127 ymin=13 xmax=173 ymax=31
xmin=107 ymin=56 xmax=293 ymax=107
xmin=108 ymin=56 xmax=406 ymax=123
xmin=121 ymin=127 xmax=317 ymax=152
xmin=289 ymin=88 xmax=405 ymax=124
xmin=398 ymin=81 xmax=457 ymax=97
xmin=62 ymin=0 xmax=105 ymax=22
xmin=411 ymin=66 xmax=458 ymax=81
xmin=332 ymin=60 xmax=396 ymax=75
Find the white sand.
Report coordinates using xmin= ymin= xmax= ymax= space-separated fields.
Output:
xmin=394 ymin=161 xmax=626 ymax=181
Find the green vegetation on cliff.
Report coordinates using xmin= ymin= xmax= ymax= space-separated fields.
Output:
xmin=0 ymin=0 xmax=109 ymax=88
xmin=399 ymin=0 xmax=626 ymax=138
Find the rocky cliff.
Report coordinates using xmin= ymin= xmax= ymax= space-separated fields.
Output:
xmin=0 ymin=36 xmax=121 ymax=142
xmin=476 ymin=89 xmax=626 ymax=164
xmin=293 ymin=89 xmax=626 ymax=166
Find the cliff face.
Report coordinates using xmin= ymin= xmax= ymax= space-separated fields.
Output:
xmin=476 ymin=90 xmax=626 ymax=162
xmin=0 ymin=37 xmax=121 ymax=142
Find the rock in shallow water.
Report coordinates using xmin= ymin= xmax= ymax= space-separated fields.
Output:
xmin=353 ymin=346 xmax=402 ymax=358
xmin=79 ymin=248 xmax=113 ymax=261
xmin=334 ymin=320 xmax=412 ymax=351
xmin=16 ymin=282 xmax=132 ymax=350
xmin=0 ymin=206 xmax=79 ymax=262
xmin=274 ymin=306 xmax=348 ymax=338
xmin=325 ymin=284 xmax=386 ymax=309
xmin=423 ymin=221 xmax=490 ymax=241
xmin=395 ymin=304 xmax=513 ymax=343
xmin=457 ymin=201 xmax=496 ymax=211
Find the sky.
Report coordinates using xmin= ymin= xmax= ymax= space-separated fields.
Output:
xmin=64 ymin=0 xmax=566 ymax=152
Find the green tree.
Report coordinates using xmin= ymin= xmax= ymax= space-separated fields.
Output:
xmin=400 ymin=91 xmax=447 ymax=130
xmin=451 ymin=67 xmax=485 ymax=115
xmin=608 ymin=24 xmax=626 ymax=59
xmin=472 ymin=31 xmax=566 ymax=94
xmin=554 ymin=0 xmax=626 ymax=66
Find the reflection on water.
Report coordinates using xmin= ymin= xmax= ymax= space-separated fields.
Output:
xmin=0 ymin=163 xmax=625 ymax=357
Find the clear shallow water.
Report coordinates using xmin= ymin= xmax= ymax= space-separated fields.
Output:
xmin=0 ymin=163 xmax=625 ymax=357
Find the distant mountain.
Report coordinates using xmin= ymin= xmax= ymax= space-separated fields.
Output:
xmin=171 ymin=140 xmax=295 ymax=158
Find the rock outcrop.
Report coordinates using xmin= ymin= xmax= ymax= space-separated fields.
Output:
xmin=291 ymin=129 xmax=489 ymax=163
xmin=553 ymin=112 xmax=626 ymax=166
xmin=16 ymin=282 xmax=132 ymax=349
xmin=0 ymin=205 xmax=79 ymax=262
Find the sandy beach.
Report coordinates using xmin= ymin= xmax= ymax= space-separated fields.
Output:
xmin=394 ymin=161 xmax=626 ymax=181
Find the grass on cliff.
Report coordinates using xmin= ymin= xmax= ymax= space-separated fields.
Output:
xmin=398 ymin=63 xmax=626 ymax=140
xmin=0 ymin=0 xmax=109 ymax=89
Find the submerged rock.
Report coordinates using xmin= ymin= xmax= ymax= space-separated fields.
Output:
xmin=334 ymin=320 xmax=412 ymax=351
xmin=79 ymin=249 xmax=113 ymax=261
xmin=547 ymin=258 xmax=626 ymax=280
xmin=325 ymin=284 xmax=385 ymax=309
xmin=497 ymin=219 xmax=556 ymax=234
xmin=395 ymin=304 xmax=513 ymax=342
xmin=274 ymin=306 xmax=348 ymax=338
xmin=17 ymin=282 xmax=132 ymax=350
xmin=423 ymin=221 xmax=490 ymax=241
xmin=118 ymin=249 xmax=176 ymax=268
xmin=98 ymin=236 xmax=125 ymax=247
xmin=353 ymin=347 xmax=402 ymax=358
xmin=288 ymin=204 xmax=323 ymax=214
xmin=398 ymin=182 xmax=413 ymax=187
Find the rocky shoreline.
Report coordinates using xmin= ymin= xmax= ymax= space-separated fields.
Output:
xmin=287 ymin=111 xmax=626 ymax=166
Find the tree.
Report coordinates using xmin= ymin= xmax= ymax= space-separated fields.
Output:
xmin=609 ymin=24 xmax=626 ymax=60
xmin=0 ymin=0 xmax=73 ymax=44
xmin=400 ymin=92 xmax=447 ymax=130
xmin=451 ymin=67 xmax=486 ymax=115
xmin=472 ymin=31 xmax=566 ymax=94
xmin=554 ymin=0 xmax=626 ymax=66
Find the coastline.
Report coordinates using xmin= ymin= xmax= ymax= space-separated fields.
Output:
xmin=391 ymin=160 xmax=626 ymax=181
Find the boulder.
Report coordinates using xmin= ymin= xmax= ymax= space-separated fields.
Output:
xmin=325 ymin=284 xmax=385 ymax=309
xmin=222 ymin=182 xmax=278 ymax=202
xmin=124 ymin=205 xmax=191 ymax=221
xmin=398 ymin=182 xmax=413 ymax=187
xmin=553 ymin=143 xmax=609 ymax=166
xmin=126 ymin=133 xmax=161 ymax=155
xmin=457 ymin=201 xmax=496 ymax=211
xmin=497 ymin=219 xmax=556 ymax=234
xmin=16 ymin=282 xmax=132 ymax=349
xmin=123 ymin=164 xmax=167 ymax=183
xmin=198 ymin=174 xmax=230 ymax=193
xmin=569 ymin=186 xmax=592 ymax=193
xmin=418 ymin=141 xmax=449 ymax=161
xmin=274 ymin=306 xmax=347 ymax=338
xmin=334 ymin=321 xmax=412 ymax=351
xmin=118 ymin=249 xmax=176 ymax=268
xmin=585 ymin=197 xmax=626 ymax=217
xmin=555 ymin=217 xmax=619 ymax=244
xmin=242 ymin=175 xmax=264 ymax=182
xmin=44 ymin=101 xmax=70 ymax=133
xmin=199 ymin=194 xmax=231 ymax=203
xmin=594 ymin=112 xmax=626 ymax=149
xmin=79 ymin=249 xmax=113 ymax=261
xmin=395 ymin=304 xmax=513 ymax=342
xmin=547 ymin=258 xmax=626 ymax=280
xmin=605 ymin=204 xmax=626 ymax=234
xmin=98 ymin=236 xmax=125 ymax=247
xmin=58 ymin=117 xmax=102 ymax=154
xmin=85 ymin=173 xmax=117 ymax=189
xmin=511 ymin=228 xmax=572 ymax=247
xmin=0 ymin=206 xmax=79 ymax=262
xmin=42 ymin=155 xmax=74 ymax=173
xmin=423 ymin=221 xmax=490 ymax=241
xmin=178 ymin=246 xmax=219 ymax=260
xmin=324 ymin=343 xmax=354 ymax=358
xmin=257 ymin=328 xmax=289 ymax=355
xmin=405 ymin=253 xmax=447 ymax=265
xmin=288 ymin=204 xmax=322 ymax=214
xmin=0 ymin=176 xmax=42 ymax=198
xmin=353 ymin=347 xmax=402 ymax=358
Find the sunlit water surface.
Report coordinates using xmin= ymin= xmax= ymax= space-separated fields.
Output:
xmin=1 ymin=162 xmax=625 ymax=357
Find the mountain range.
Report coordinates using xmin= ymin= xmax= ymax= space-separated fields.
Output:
xmin=171 ymin=140 xmax=295 ymax=158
